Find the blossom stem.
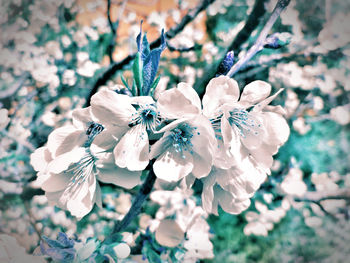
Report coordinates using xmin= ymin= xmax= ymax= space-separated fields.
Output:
xmin=112 ymin=162 xmax=157 ymax=233
xmin=226 ymin=0 xmax=291 ymax=77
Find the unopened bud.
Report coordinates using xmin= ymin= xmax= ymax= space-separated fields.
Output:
xmin=216 ymin=51 xmax=235 ymax=76
xmin=264 ymin=32 xmax=291 ymax=49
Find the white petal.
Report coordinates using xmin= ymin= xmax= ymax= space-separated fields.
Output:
xmin=30 ymin=147 xmax=52 ymax=172
xmin=130 ymin=96 xmax=155 ymax=105
xmin=113 ymin=125 xmax=149 ymax=171
xmin=177 ymin=82 xmax=201 ymax=112
xmin=98 ymin=165 xmax=141 ymax=189
xmin=66 ymin=175 xmax=96 ymax=219
xmin=262 ymin=112 xmax=290 ymax=146
xmin=90 ymin=88 xmax=135 ymax=126
xmin=157 ymin=85 xmax=200 ymax=119
xmin=47 ymin=125 xmax=85 ymax=158
xmin=41 ymin=172 xmax=72 ymax=192
xmin=253 ymin=89 xmax=284 ymax=112
xmin=216 ymin=185 xmax=251 ymax=214
xmin=47 ymin=147 xmax=86 ymax=174
xmin=201 ymin=172 xmax=216 ymax=214
xmin=153 ymin=149 xmax=194 ymax=182
xmin=155 ymin=219 xmax=184 ymax=247
xmin=203 ymin=76 xmax=239 ymax=117
xmin=240 ymin=80 xmax=271 ymax=104
xmin=72 ymin=107 xmax=94 ymax=130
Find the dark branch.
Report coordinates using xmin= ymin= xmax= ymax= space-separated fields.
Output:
xmin=228 ymin=0 xmax=268 ymax=56
xmin=194 ymin=0 xmax=268 ymax=96
xmin=85 ymin=0 xmax=216 ymax=106
xmin=226 ymin=0 xmax=291 ymax=77
xmin=106 ymin=0 xmax=127 ymax=63
xmin=112 ymin=163 xmax=157 ymax=233
xmin=167 ymin=43 xmax=202 ymax=52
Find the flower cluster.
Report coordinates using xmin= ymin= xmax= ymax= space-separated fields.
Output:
xmin=31 ymin=73 xmax=289 ymax=219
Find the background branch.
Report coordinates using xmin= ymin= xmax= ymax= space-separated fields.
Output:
xmin=106 ymin=0 xmax=127 ymax=63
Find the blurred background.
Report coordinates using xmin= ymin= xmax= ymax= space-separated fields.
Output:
xmin=0 ymin=0 xmax=350 ymax=262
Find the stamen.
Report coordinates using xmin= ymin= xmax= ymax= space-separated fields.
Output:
xmin=228 ymin=108 xmax=262 ymax=138
xmin=129 ymin=104 xmax=160 ymax=132
xmin=62 ymin=149 xmax=97 ymax=202
xmin=84 ymin=122 xmax=104 ymax=147
xmin=169 ymin=123 xmax=195 ymax=158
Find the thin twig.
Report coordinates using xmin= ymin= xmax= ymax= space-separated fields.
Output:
xmin=0 ymin=72 xmax=30 ymax=99
xmin=23 ymin=200 xmax=42 ymax=241
xmin=226 ymin=0 xmax=291 ymax=77
xmin=167 ymin=43 xmax=202 ymax=52
xmin=85 ymin=0 xmax=216 ymax=106
xmin=112 ymin=163 xmax=156 ymax=233
xmin=107 ymin=0 xmax=128 ymax=63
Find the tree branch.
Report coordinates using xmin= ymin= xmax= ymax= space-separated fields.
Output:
xmin=85 ymin=0 xmax=216 ymax=106
xmin=106 ymin=0 xmax=127 ymax=63
xmin=226 ymin=0 xmax=291 ymax=77
xmin=227 ymin=0 xmax=269 ymax=59
xmin=112 ymin=163 xmax=157 ymax=233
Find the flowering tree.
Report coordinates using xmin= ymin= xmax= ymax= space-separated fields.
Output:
xmin=1 ymin=0 xmax=350 ymax=262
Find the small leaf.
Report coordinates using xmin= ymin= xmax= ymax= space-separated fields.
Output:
xmin=149 ymin=75 xmax=161 ymax=97
xmin=120 ymin=75 xmax=130 ymax=91
xmin=133 ymin=52 xmax=143 ymax=94
xmin=141 ymin=33 xmax=150 ymax=62
xmin=142 ymin=29 xmax=166 ymax=95
xmin=136 ymin=20 xmax=143 ymax=51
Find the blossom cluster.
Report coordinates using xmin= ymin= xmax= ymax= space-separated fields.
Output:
xmin=31 ymin=73 xmax=289 ymax=218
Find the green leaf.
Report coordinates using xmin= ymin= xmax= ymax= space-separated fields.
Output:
xmin=133 ymin=52 xmax=143 ymax=95
xmin=149 ymin=75 xmax=161 ymax=97
xmin=120 ymin=75 xmax=130 ymax=91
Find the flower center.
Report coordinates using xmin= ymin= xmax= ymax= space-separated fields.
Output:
xmin=228 ymin=108 xmax=261 ymax=137
xmin=170 ymin=123 xmax=196 ymax=157
xmin=130 ymin=104 xmax=160 ymax=131
xmin=85 ymin=122 xmax=104 ymax=147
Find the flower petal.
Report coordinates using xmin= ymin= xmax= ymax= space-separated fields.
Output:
xmin=157 ymin=84 xmax=200 ymax=119
xmin=153 ymin=149 xmax=194 ymax=182
xmin=202 ymin=76 xmax=239 ymax=117
xmin=261 ymin=112 xmax=290 ymax=146
xmin=47 ymin=147 xmax=86 ymax=174
xmin=201 ymin=172 xmax=216 ymax=214
xmin=47 ymin=125 xmax=85 ymax=158
xmin=30 ymin=147 xmax=53 ymax=172
xmin=98 ymin=165 xmax=141 ymax=189
xmin=41 ymin=172 xmax=72 ymax=192
xmin=90 ymin=88 xmax=135 ymax=126
xmin=253 ymin=89 xmax=284 ymax=112
xmin=72 ymin=107 xmax=94 ymax=130
xmin=216 ymin=185 xmax=251 ymax=214
xmin=113 ymin=125 xmax=149 ymax=171
xmin=240 ymin=80 xmax=271 ymax=104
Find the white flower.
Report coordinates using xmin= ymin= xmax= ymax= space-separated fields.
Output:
xmin=201 ymin=159 xmax=267 ymax=215
xmin=0 ymin=234 xmax=46 ymax=263
xmin=203 ymin=76 xmax=290 ymax=173
xmin=150 ymin=83 xmax=217 ymax=182
xmin=280 ymin=167 xmax=307 ymax=197
xmin=30 ymin=107 xmax=141 ymax=219
xmin=0 ymin=108 xmax=9 ymax=130
xmin=90 ymin=88 xmax=161 ymax=171
xmin=199 ymin=76 xmax=289 ymax=215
